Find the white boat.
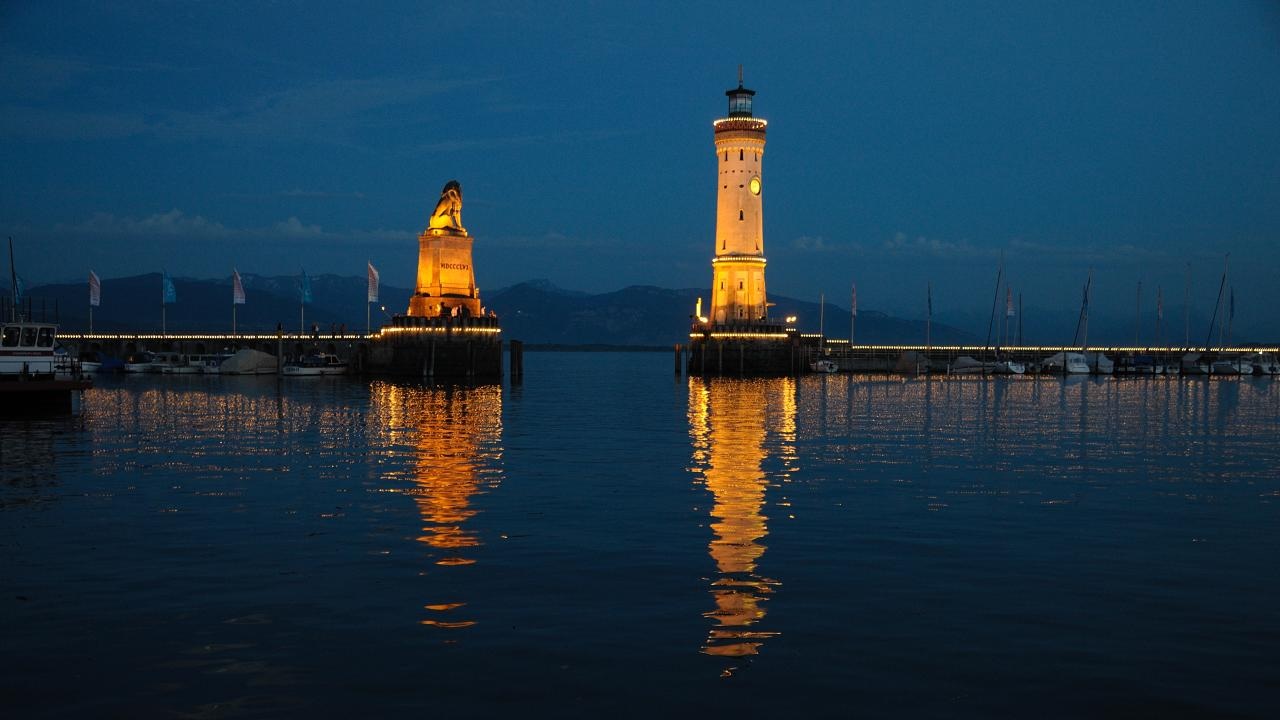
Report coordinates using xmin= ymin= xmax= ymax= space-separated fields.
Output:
xmin=1084 ymin=352 xmax=1114 ymax=375
xmin=1243 ymin=352 xmax=1280 ymax=375
xmin=1181 ymin=353 xmax=1210 ymax=375
xmin=124 ymin=351 xmax=157 ymax=373
xmin=991 ymin=359 xmax=1025 ymax=375
xmin=1040 ymin=352 xmax=1090 ymax=374
xmin=220 ymin=348 xmax=278 ymax=375
xmin=1210 ymin=355 xmax=1249 ymax=375
xmin=282 ymin=355 xmax=325 ymax=377
xmin=318 ymin=353 xmax=347 ymax=375
xmin=0 ymin=320 xmax=92 ymax=412
xmin=161 ymin=355 xmax=201 ymax=374
xmin=194 ymin=352 xmax=235 ymax=374
xmin=809 ymin=358 xmax=838 ymax=373
xmin=147 ymin=351 xmax=187 ymax=373
xmin=949 ymin=356 xmax=992 ymax=375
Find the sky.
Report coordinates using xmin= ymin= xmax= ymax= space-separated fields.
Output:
xmin=3 ymin=1 xmax=1279 ymax=336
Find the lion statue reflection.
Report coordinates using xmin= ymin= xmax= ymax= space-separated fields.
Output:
xmin=428 ymin=180 xmax=465 ymax=232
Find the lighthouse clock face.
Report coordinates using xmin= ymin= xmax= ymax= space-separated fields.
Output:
xmin=749 ymin=176 xmax=761 ymax=195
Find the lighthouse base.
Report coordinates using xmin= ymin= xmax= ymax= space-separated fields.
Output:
xmin=687 ymin=323 xmax=817 ymax=376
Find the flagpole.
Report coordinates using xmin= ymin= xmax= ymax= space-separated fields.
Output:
xmin=926 ymin=282 xmax=932 ymax=353
xmin=849 ymin=284 xmax=855 ymax=346
xmin=1018 ymin=292 xmax=1023 ymax=346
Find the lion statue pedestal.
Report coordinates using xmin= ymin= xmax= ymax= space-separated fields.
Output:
xmin=408 ymin=180 xmax=483 ymax=318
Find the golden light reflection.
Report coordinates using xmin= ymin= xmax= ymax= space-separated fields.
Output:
xmin=689 ymin=378 xmax=793 ymax=660
xmin=371 ymin=380 xmax=503 ymax=629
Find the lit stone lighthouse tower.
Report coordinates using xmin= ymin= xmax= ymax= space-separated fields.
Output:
xmin=709 ymin=68 xmax=768 ymax=325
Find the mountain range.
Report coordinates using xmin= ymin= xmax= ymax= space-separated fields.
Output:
xmin=6 ymin=274 xmax=978 ymax=346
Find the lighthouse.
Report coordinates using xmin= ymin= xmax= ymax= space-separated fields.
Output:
xmin=687 ymin=72 xmax=801 ymax=376
xmin=709 ymin=69 xmax=768 ymax=325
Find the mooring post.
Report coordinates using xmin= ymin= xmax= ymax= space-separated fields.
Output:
xmin=509 ymin=340 xmax=524 ymax=382
xmin=674 ymin=344 xmax=683 ymax=376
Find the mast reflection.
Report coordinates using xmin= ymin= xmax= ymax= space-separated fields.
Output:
xmin=373 ymin=381 xmax=503 ymax=629
xmin=689 ymin=378 xmax=793 ymax=660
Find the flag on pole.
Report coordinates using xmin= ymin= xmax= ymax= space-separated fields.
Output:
xmin=299 ymin=269 xmax=312 ymax=305
xmin=14 ymin=275 xmax=25 ymax=305
xmin=851 ymin=283 xmax=857 ymax=317
xmin=1157 ymin=286 xmax=1163 ymax=321
xmin=162 ymin=271 xmax=177 ymax=304
xmin=367 ymin=261 xmax=380 ymax=303
xmin=89 ymin=270 xmax=101 ymax=307
xmin=1006 ymin=286 xmax=1015 ymax=317
xmin=232 ymin=269 xmax=246 ymax=305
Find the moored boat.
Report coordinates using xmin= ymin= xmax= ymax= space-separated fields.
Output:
xmin=1040 ymin=352 xmax=1090 ymax=374
xmin=220 ymin=348 xmax=278 ymax=375
xmin=282 ymin=355 xmax=325 ymax=377
xmin=0 ymin=320 xmax=92 ymax=414
xmin=318 ymin=353 xmax=347 ymax=375
xmin=809 ymin=358 xmax=838 ymax=373
xmin=1181 ymin=353 xmax=1210 ymax=375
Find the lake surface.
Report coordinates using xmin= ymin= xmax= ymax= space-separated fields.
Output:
xmin=3 ymin=352 xmax=1279 ymax=717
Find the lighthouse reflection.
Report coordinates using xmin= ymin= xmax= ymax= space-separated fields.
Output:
xmin=688 ymin=377 xmax=795 ymax=659
xmin=372 ymin=381 xmax=503 ymax=629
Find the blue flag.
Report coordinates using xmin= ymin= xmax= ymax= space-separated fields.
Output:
xmin=299 ymin=270 xmax=312 ymax=305
xmin=13 ymin=274 xmax=24 ymax=305
xmin=162 ymin=271 xmax=177 ymax=304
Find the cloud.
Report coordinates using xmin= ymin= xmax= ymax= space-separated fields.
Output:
xmin=0 ymin=71 xmax=501 ymax=145
xmin=54 ymin=209 xmax=412 ymax=246
xmin=62 ymin=209 xmax=231 ymax=238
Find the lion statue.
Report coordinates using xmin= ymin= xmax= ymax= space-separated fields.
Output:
xmin=428 ymin=180 xmax=464 ymax=232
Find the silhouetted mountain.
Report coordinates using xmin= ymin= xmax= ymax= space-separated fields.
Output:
xmin=12 ymin=274 xmax=976 ymax=345
xmin=483 ymin=282 xmax=977 ymax=345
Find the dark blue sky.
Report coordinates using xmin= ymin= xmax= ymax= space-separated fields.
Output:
xmin=3 ymin=1 xmax=1279 ymax=335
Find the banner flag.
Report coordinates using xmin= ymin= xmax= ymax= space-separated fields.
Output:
xmin=162 ymin=271 xmax=177 ymax=305
xmin=367 ymin=261 xmax=379 ymax=303
xmin=232 ymin=269 xmax=246 ymax=305
xmin=89 ymin=271 xmax=100 ymax=307
xmin=299 ymin=269 xmax=312 ymax=305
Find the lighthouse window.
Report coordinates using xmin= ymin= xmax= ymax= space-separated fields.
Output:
xmin=723 ymin=151 xmax=728 ymax=161
xmin=739 ymin=281 xmax=744 ymax=290
xmin=754 ymin=152 xmax=758 ymax=162
xmin=739 ymin=210 xmax=744 ymax=220
xmin=739 ymin=149 xmax=743 ymax=161
xmin=720 ymin=281 xmax=725 ymax=290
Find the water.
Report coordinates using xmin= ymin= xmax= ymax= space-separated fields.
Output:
xmin=3 ymin=353 xmax=1279 ymax=717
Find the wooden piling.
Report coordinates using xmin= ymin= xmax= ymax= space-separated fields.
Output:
xmin=509 ymin=340 xmax=524 ymax=382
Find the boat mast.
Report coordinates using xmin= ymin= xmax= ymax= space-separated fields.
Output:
xmin=985 ymin=258 xmax=1003 ymax=359
xmin=1205 ymin=254 xmax=1227 ymax=352
xmin=1134 ymin=281 xmax=1142 ymax=346
xmin=8 ymin=237 xmax=16 ymax=322
xmin=1183 ymin=261 xmax=1191 ymax=347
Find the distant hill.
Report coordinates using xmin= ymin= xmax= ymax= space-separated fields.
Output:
xmin=9 ymin=274 xmax=977 ymax=345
